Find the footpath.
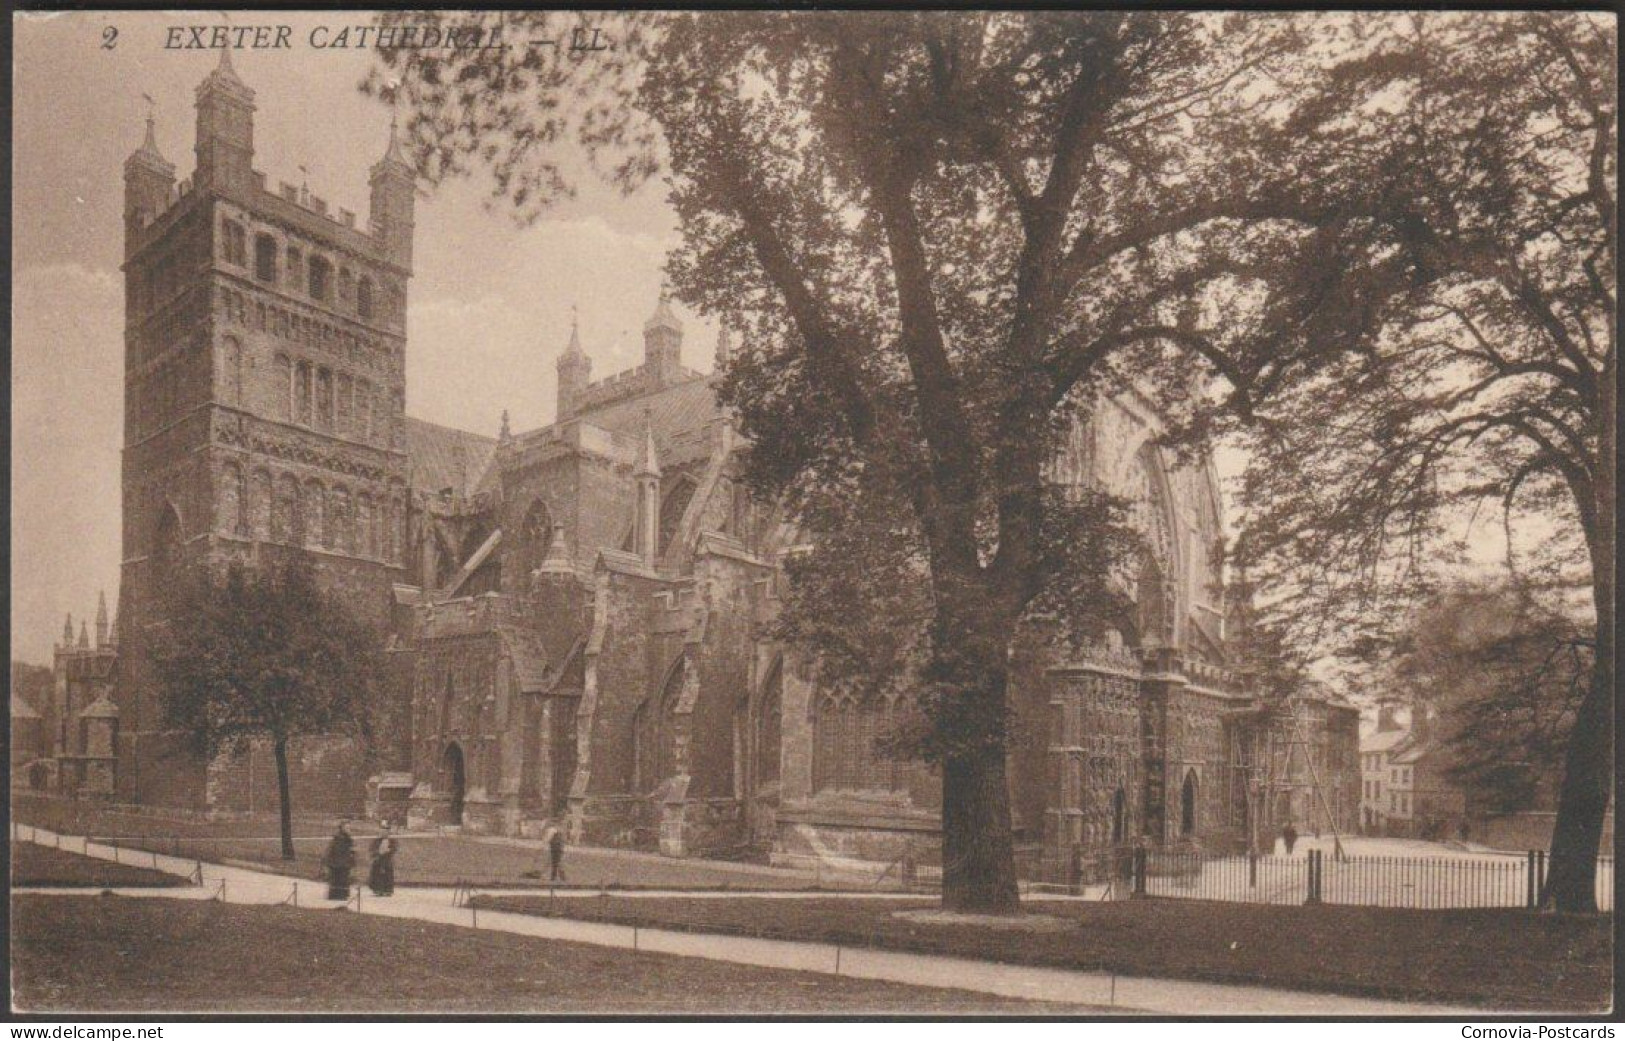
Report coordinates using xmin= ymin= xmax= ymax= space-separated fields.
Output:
xmin=11 ymin=824 xmax=1483 ymax=1017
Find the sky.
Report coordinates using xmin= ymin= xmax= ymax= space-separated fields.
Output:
xmin=10 ymin=11 xmax=729 ymax=663
xmin=11 ymin=11 xmax=1524 ymax=669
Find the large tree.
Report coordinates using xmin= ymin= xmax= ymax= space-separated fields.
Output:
xmin=155 ymin=557 xmax=383 ymax=860
xmin=372 ymin=11 xmax=1457 ymax=911
xmin=1231 ymin=13 xmax=1615 ymax=910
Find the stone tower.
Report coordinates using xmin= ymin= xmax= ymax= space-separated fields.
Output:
xmin=115 ymin=53 xmax=414 ymax=808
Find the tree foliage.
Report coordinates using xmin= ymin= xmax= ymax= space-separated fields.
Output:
xmin=366 ymin=11 xmax=1602 ymax=910
xmin=155 ymin=557 xmax=383 ymax=857
xmin=1387 ymin=581 xmax=1591 ymax=814
xmin=1225 ymin=13 xmax=1614 ymax=910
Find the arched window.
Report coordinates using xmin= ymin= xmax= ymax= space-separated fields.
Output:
xmin=220 ymin=463 xmax=246 ymax=536
xmin=221 ymin=337 xmax=242 ymax=406
xmin=1111 ymin=788 xmax=1127 ymax=845
xmin=250 ymin=469 xmax=273 ymax=539
xmin=755 ymin=660 xmax=783 ymax=787
xmin=330 ymin=486 xmax=352 ymax=555
xmin=308 ymin=255 xmax=332 ymax=301
xmin=254 ymin=234 xmax=277 ymax=282
xmin=336 ymin=373 xmax=353 ymax=435
xmin=315 ymin=367 xmax=333 ymax=431
xmin=272 ymin=474 xmax=299 ymax=543
xmin=304 ymin=479 xmax=325 ymax=548
xmin=220 ymin=219 xmax=246 ymax=265
xmin=518 ymin=499 xmax=554 ymax=577
xmin=152 ymin=502 xmax=182 ymax=574
xmin=1180 ymin=770 xmax=1198 ymax=837
xmin=813 ymin=691 xmax=900 ymax=793
xmin=294 ymin=361 xmax=312 ymax=425
xmin=274 ymin=354 xmax=292 ymax=421
xmin=357 ymin=276 xmax=374 ymax=320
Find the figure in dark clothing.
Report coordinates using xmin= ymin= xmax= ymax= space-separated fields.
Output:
xmin=323 ymin=821 xmax=356 ymax=900
xmin=548 ymin=826 xmax=567 ymax=882
xmin=368 ymin=822 xmax=397 ymax=897
xmin=1282 ymin=822 xmax=1299 ymax=856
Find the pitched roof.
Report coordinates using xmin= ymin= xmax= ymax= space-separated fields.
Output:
xmin=576 ymin=376 xmax=718 ymax=467
xmin=404 ymin=417 xmax=498 ymax=497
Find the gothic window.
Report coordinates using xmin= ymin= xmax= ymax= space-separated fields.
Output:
xmin=635 ymin=658 xmax=686 ymax=794
xmin=357 ymin=380 xmax=373 ymax=441
xmin=308 ymin=255 xmax=332 ymax=302
xmin=813 ymin=691 xmax=900 ymax=793
xmin=755 ymin=660 xmax=783 ymax=787
xmin=336 ymin=373 xmax=353 ymax=436
xmin=357 ymin=494 xmax=374 ymax=557
xmin=219 ymin=462 xmax=246 ymax=536
xmin=220 ymin=219 xmax=246 ymax=265
xmin=250 ymin=469 xmax=272 ymax=539
xmin=295 ymin=361 xmax=313 ymax=425
xmin=273 ymin=474 xmax=298 ymax=544
xmin=286 ymin=246 xmax=303 ymax=291
xmin=254 ymin=234 xmax=277 ymax=282
xmin=316 ymin=367 xmax=333 ymax=431
xmin=518 ymin=500 xmax=554 ymax=577
xmin=304 ymin=479 xmax=325 ymax=548
xmin=330 ymin=487 xmax=352 ymax=555
xmin=221 ymin=337 xmax=242 ymax=406
xmin=1180 ymin=770 xmax=1198 ymax=836
xmin=274 ymin=354 xmax=292 ymax=421
xmin=357 ymin=277 xmax=374 ymax=320
xmin=1111 ymin=787 xmax=1128 ymax=845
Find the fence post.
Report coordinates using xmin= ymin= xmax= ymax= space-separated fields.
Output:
xmin=1132 ymin=847 xmax=1147 ymax=897
xmin=1305 ymin=849 xmax=1321 ymax=905
xmin=1537 ymin=850 xmax=1547 ymax=905
xmin=1525 ymin=851 xmax=1537 ymax=909
xmin=1248 ymin=852 xmax=1258 ymax=889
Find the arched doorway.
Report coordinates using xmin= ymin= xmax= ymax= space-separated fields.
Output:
xmin=1111 ymin=787 xmax=1127 ymax=845
xmin=441 ymin=743 xmax=466 ymax=825
xmin=1180 ymin=770 xmax=1198 ymax=837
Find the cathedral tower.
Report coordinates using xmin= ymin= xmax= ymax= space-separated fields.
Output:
xmin=116 ymin=57 xmax=415 ymax=808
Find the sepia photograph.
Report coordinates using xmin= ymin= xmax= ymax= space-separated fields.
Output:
xmin=7 ymin=7 xmax=1616 ymax=1020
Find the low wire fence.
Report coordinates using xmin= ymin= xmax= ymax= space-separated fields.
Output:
xmin=1080 ymin=847 xmax=1613 ymax=911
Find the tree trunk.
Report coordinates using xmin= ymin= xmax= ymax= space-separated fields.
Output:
xmin=941 ymin=742 xmax=1021 ymax=913
xmin=1542 ymin=371 xmax=1615 ymax=913
xmin=931 ymin=588 xmax=1023 ymax=915
xmin=273 ymin=736 xmax=295 ymax=861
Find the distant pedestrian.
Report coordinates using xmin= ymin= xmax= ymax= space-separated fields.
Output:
xmin=322 ymin=821 xmax=356 ymax=900
xmin=1282 ymin=822 xmax=1299 ymax=856
xmin=548 ymin=825 xmax=567 ymax=882
xmin=368 ymin=822 xmax=397 ymax=897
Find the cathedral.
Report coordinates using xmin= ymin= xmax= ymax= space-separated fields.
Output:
xmin=47 ymin=55 xmax=1360 ymax=880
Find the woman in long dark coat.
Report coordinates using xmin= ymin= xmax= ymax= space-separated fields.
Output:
xmin=368 ymin=822 xmax=397 ymax=897
xmin=322 ymin=821 xmax=356 ymax=900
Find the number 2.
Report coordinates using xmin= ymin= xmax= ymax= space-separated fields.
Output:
xmin=102 ymin=26 xmax=118 ymax=49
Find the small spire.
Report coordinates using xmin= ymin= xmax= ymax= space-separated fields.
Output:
xmin=381 ymin=112 xmax=411 ymax=169
xmin=78 ymin=620 xmax=90 ymax=649
xmin=643 ymin=282 xmax=682 ymax=335
xmin=564 ymin=305 xmax=585 ymax=358
xmin=499 ymin=409 xmax=512 ymax=442
xmin=96 ymin=591 xmax=109 ymax=648
xmin=62 ymin=613 xmax=73 ymax=647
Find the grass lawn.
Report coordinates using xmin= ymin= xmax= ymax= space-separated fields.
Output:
xmin=9 ymin=895 xmax=1104 ymax=1014
xmin=11 ymin=843 xmax=189 ymax=889
xmin=469 ymin=894 xmax=1613 ymax=1012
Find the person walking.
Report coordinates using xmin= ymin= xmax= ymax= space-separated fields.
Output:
xmin=1282 ymin=821 xmax=1299 ymax=856
xmin=322 ymin=821 xmax=356 ymax=900
xmin=548 ymin=824 xmax=567 ymax=882
xmin=367 ymin=821 xmax=397 ymax=897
